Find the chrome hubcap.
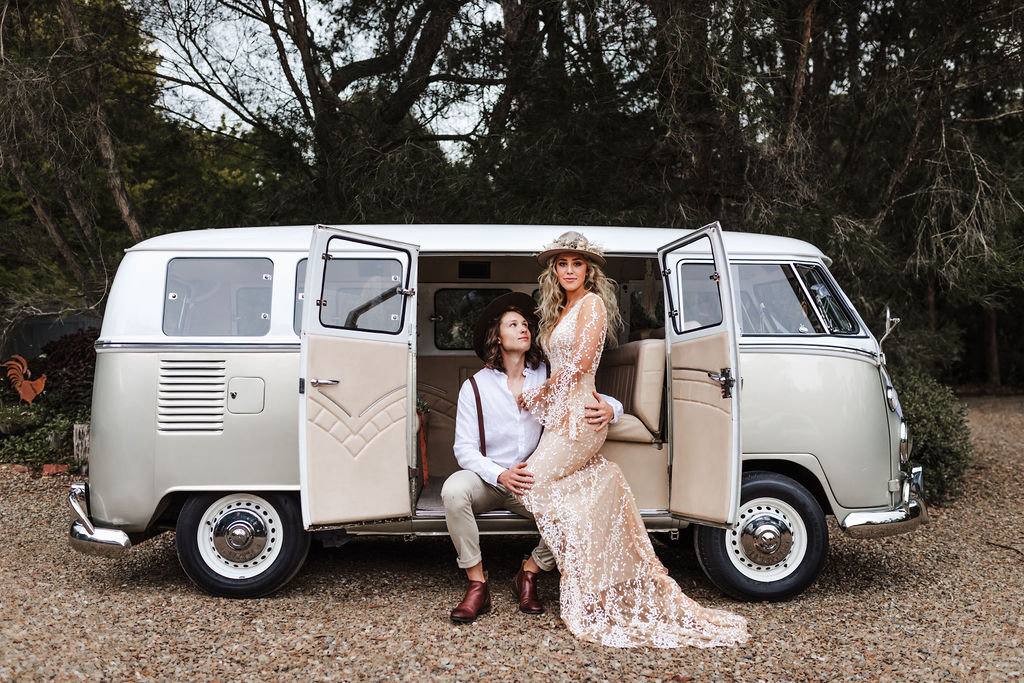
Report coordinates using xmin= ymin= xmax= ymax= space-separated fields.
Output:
xmin=212 ymin=512 xmax=268 ymax=563
xmin=740 ymin=514 xmax=794 ymax=566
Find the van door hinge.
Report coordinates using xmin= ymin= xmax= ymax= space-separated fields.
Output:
xmin=321 ymin=252 xmax=333 ymax=260
xmin=316 ymin=299 xmax=327 ymax=307
xmin=661 ymin=268 xmax=671 ymax=277
xmin=397 ymin=287 xmax=415 ymax=297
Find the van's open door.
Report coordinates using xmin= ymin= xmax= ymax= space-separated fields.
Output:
xmin=299 ymin=225 xmax=418 ymax=528
xmin=659 ymin=222 xmax=741 ymax=527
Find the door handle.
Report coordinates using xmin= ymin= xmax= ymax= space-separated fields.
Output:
xmin=309 ymin=378 xmax=339 ymax=387
xmin=706 ymin=369 xmax=735 ymax=399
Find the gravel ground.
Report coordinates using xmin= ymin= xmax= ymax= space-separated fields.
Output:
xmin=1 ymin=396 xmax=1022 ymax=681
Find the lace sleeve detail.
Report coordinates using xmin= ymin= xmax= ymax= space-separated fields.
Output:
xmin=522 ymin=293 xmax=607 ymax=439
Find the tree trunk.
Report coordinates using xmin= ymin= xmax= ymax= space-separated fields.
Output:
xmin=6 ymin=154 xmax=89 ymax=290
xmin=925 ymin=279 xmax=936 ymax=331
xmin=58 ymin=0 xmax=146 ymax=243
xmin=985 ymin=307 xmax=1000 ymax=389
xmin=781 ymin=0 xmax=820 ymax=153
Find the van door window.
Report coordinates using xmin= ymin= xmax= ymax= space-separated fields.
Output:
xmin=795 ymin=265 xmax=857 ymax=334
xmin=732 ymin=264 xmax=824 ymax=335
xmin=318 ymin=257 xmax=405 ymax=333
xmin=434 ymin=288 xmax=512 ymax=349
xmin=163 ymin=258 xmax=274 ymax=336
xmin=676 ymin=263 xmax=723 ymax=332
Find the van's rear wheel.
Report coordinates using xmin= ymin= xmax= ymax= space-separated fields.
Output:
xmin=695 ymin=472 xmax=828 ymax=601
xmin=175 ymin=492 xmax=309 ymax=598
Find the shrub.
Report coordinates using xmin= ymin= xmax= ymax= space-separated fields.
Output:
xmin=0 ymin=403 xmax=44 ymax=435
xmin=33 ymin=327 xmax=99 ymax=415
xmin=0 ymin=409 xmax=81 ymax=471
xmin=0 ymin=328 xmax=97 ymax=471
xmin=891 ymin=367 xmax=973 ymax=505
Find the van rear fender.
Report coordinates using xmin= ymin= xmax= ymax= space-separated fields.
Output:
xmin=741 ymin=458 xmax=834 ymax=517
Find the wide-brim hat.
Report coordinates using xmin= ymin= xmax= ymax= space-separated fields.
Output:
xmin=472 ymin=292 xmax=539 ymax=362
xmin=535 ymin=230 xmax=606 ymax=267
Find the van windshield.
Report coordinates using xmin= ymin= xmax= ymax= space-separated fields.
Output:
xmin=732 ymin=264 xmax=857 ymax=336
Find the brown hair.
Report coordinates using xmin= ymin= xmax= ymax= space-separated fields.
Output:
xmin=482 ymin=308 xmax=546 ymax=373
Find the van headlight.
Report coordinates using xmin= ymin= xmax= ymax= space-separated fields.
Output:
xmin=899 ymin=420 xmax=912 ymax=463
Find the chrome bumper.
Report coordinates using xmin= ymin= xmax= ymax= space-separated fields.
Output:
xmin=68 ymin=482 xmax=131 ymax=558
xmin=840 ymin=466 xmax=929 ymax=539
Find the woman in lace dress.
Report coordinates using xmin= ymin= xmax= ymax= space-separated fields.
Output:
xmin=517 ymin=231 xmax=748 ymax=649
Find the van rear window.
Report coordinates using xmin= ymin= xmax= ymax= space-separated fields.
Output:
xmin=434 ymin=289 xmax=512 ymax=349
xmin=163 ymin=258 xmax=273 ymax=336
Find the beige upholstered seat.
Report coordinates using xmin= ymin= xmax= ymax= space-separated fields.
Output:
xmin=597 ymin=339 xmax=665 ymax=443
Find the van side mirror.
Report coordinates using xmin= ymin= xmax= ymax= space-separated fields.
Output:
xmin=878 ymin=306 xmax=901 ymax=350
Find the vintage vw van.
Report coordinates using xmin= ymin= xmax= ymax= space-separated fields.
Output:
xmin=68 ymin=223 xmax=926 ymax=601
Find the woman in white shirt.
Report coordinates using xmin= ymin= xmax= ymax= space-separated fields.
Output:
xmin=443 ymin=292 xmax=622 ymax=623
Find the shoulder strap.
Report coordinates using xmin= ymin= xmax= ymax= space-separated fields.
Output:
xmin=468 ymin=375 xmax=486 ymax=458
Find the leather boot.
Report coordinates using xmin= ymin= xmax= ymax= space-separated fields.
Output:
xmin=450 ymin=580 xmax=491 ymax=623
xmin=511 ymin=563 xmax=544 ymax=614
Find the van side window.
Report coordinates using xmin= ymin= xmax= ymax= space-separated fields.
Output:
xmin=294 ymin=258 xmax=307 ymax=335
xmin=732 ymin=264 xmax=824 ymax=335
xmin=163 ymin=258 xmax=273 ymax=336
xmin=319 ymin=258 xmax=404 ymax=333
xmin=677 ymin=263 xmax=724 ymax=331
xmin=434 ymin=289 xmax=512 ymax=349
xmin=795 ymin=265 xmax=857 ymax=334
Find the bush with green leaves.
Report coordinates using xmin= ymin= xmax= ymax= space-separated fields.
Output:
xmin=0 ymin=407 xmax=82 ymax=471
xmin=0 ymin=328 xmax=97 ymax=472
xmin=891 ymin=367 xmax=973 ymax=505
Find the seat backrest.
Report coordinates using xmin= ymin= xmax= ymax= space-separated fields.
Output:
xmin=596 ymin=339 xmax=665 ymax=434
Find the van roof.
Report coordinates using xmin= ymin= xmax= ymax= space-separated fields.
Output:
xmin=127 ymin=224 xmax=831 ymax=264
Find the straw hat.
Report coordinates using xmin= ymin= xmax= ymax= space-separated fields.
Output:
xmin=471 ymin=292 xmax=539 ymax=361
xmin=535 ymin=230 xmax=606 ymax=267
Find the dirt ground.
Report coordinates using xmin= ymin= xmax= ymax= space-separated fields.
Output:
xmin=1 ymin=396 xmax=1021 ymax=680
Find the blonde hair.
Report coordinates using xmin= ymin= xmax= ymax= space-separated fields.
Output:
xmin=537 ymin=255 xmax=623 ymax=348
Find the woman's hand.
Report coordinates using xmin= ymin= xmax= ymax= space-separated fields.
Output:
xmin=498 ymin=462 xmax=535 ymax=495
xmin=584 ymin=391 xmax=614 ymax=432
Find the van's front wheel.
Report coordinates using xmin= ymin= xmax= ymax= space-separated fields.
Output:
xmin=175 ymin=492 xmax=310 ymax=598
xmin=694 ymin=472 xmax=827 ymax=601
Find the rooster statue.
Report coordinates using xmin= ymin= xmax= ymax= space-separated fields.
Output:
xmin=2 ymin=355 xmax=46 ymax=404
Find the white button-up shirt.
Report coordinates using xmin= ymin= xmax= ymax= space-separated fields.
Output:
xmin=453 ymin=363 xmax=622 ymax=488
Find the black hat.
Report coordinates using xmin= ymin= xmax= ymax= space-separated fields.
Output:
xmin=472 ymin=292 xmax=539 ymax=361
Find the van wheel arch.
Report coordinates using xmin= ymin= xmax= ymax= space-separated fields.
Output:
xmin=742 ymin=459 xmax=833 ymax=516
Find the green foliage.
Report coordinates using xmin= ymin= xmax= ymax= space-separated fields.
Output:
xmin=891 ymin=367 xmax=974 ymax=505
xmin=0 ymin=408 xmax=81 ymax=472
xmin=0 ymin=404 xmax=43 ymax=436
xmin=0 ymin=328 xmax=97 ymax=471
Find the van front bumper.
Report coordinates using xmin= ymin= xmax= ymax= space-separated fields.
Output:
xmin=68 ymin=482 xmax=132 ymax=558
xmin=839 ymin=466 xmax=929 ymax=539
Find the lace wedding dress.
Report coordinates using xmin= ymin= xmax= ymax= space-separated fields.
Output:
xmin=520 ymin=292 xmax=748 ymax=648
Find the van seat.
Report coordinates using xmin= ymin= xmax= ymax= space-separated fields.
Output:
xmin=596 ymin=339 xmax=664 ymax=443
